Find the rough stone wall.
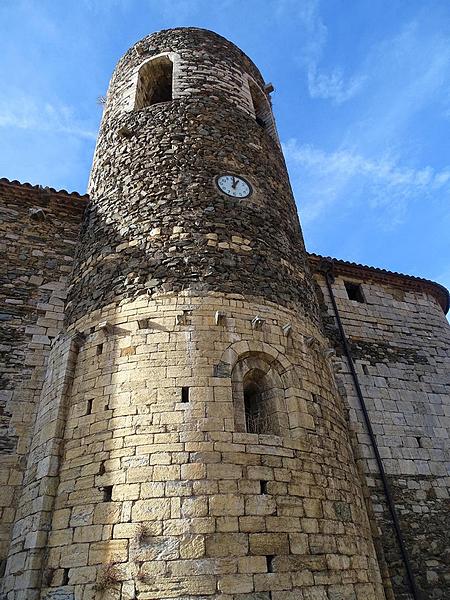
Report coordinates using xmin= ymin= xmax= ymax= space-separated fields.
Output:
xmin=0 ymin=180 xmax=85 ymax=573
xmin=313 ymin=265 xmax=450 ymax=600
xmin=67 ymin=27 xmax=315 ymax=325
xmin=2 ymin=334 xmax=81 ymax=599
xmin=14 ymin=293 xmax=383 ymax=600
xmin=106 ymin=28 xmax=266 ymax=120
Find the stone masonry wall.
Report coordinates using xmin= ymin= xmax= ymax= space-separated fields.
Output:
xmin=0 ymin=180 xmax=85 ymax=574
xmin=2 ymin=333 xmax=81 ymax=599
xmin=313 ymin=264 xmax=450 ymax=600
xmin=13 ymin=292 xmax=385 ymax=600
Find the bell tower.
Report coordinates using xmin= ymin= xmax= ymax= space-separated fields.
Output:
xmin=2 ymin=28 xmax=386 ymax=599
xmin=68 ymin=27 xmax=317 ymax=326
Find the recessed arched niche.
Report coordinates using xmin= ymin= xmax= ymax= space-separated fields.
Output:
xmin=232 ymin=352 xmax=289 ymax=436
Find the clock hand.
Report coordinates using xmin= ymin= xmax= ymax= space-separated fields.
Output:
xmin=231 ymin=177 xmax=238 ymax=189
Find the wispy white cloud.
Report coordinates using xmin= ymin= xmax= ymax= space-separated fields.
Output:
xmin=348 ymin=22 xmax=450 ymax=152
xmin=283 ymin=138 xmax=450 ymax=225
xmin=307 ymin=66 xmax=366 ymax=104
xmin=284 ymin=140 xmax=450 ymax=189
xmin=0 ymin=92 xmax=97 ymax=140
xmin=279 ymin=0 xmax=364 ymax=104
xmin=281 ymin=12 xmax=450 ymax=230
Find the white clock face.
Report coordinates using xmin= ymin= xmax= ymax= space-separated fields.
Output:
xmin=216 ymin=174 xmax=252 ymax=198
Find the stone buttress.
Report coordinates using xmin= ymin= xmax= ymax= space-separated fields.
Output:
xmin=1 ymin=28 xmax=386 ymax=600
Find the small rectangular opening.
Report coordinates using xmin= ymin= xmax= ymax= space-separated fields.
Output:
xmin=97 ymin=343 xmax=103 ymax=355
xmin=137 ymin=318 xmax=148 ymax=330
xmin=266 ymin=555 xmax=275 ymax=573
xmin=103 ymin=485 xmax=113 ymax=502
xmin=362 ymin=364 xmax=369 ymax=376
xmin=99 ymin=461 xmax=106 ymax=476
xmin=181 ymin=387 xmax=190 ymax=403
xmin=62 ymin=568 xmax=69 ymax=585
xmin=260 ymin=480 xmax=268 ymax=495
xmin=86 ymin=399 xmax=93 ymax=415
xmin=344 ymin=281 xmax=365 ymax=303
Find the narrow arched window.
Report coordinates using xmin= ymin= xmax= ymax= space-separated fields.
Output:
xmin=232 ymin=357 xmax=285 ymax=436
xmin=227 ymin=346 xmax=308 ymax=439
xmin=135 ymin=56 xmax=173 ymax=109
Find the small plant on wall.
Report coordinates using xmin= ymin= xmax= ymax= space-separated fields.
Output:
xmin=135 ymin=522 xmax=152 ymax=545
xmin=136 ymin=568 xmax=152 ymax=584
xmin=42 ymin=567 xmax=56 ymax=587
xmin=94 ymin=562 xmax=122 ymax=593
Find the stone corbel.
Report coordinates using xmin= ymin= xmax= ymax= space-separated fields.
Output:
xmin=282 ymin=323 xmax=292 ymax=337
xmin=176 ymin=311 xmax=188 ymax=326
xmin=97 ymin=321 xmax=114 ymax=335
xmin=251 ymin=316 xmax=265 ymax=330
xmin=137 ymin=318 xmax=149 ymax=330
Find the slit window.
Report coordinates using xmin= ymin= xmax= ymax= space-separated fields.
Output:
xmin=62 ymin=568 xmax=69 ymax=585
xmin=86 ymin=399 xmax=93 ymax=415
xmin=243 ymin=369 xmax=278 ymax=435
xmin=181 ymin=387 xmax=190 ymax=403
xmin=96 ymin=343 xmax=103 ymax=356
xmin=344 ymin=281 xmax=365 ymax=303
xmin=260 ymin=480 xmax=268 ymax=495
xmin=135 ymin=56 xmax=173 ymax=109
xmin=103 ymin=485 xmax=113 ymax=502
xmin=266 ymin=555 xmax=275 ymax=572
xmin=244 ymin=379 xmax=263 ymax=433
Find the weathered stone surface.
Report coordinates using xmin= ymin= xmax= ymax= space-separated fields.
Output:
xmin=313 ymin=259 xmax=450 ymax=600
xmin=0 ymin=180 xmax=85 ymax=568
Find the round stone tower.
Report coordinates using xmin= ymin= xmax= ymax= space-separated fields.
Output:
xmin=9 ymin=28 xmax=386 ymax=600
xmin=67 ymin=27 xmax=317 ymax=324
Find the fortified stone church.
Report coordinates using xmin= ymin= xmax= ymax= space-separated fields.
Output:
xmin=0 ymin=28 xmax=449 ymax=600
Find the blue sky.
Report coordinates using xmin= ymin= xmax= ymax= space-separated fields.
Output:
xmin=1 ymin=0 xmax=449 ymax=296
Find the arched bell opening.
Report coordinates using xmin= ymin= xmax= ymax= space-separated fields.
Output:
xmin=135 ymin=55 xmax=173 ymax=109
